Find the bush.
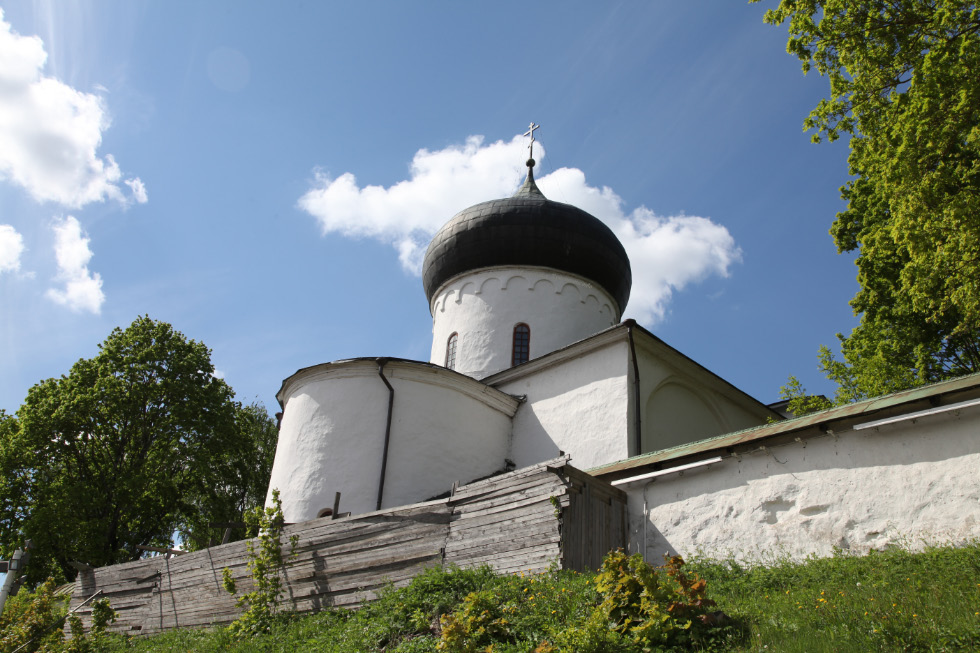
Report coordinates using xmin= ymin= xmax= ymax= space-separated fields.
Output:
xmin=0 ymin=578 xmax=117 ymax=653
xmin=438 ymin=552 xmax=726 ymax=653
xmin=222 ymin=489 xmax=297 ymax=637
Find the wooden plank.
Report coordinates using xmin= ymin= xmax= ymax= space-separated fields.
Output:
xmin=447 ymin=508 xmax=558 ymax=537
xmin=451 ymin=494 xmax=560 ymax=521
xmin=450 ymin=473 xmax=565 ymax=505
xmin=450 ymin=457 xmax=567 ymax=496
xmin=445 ymin=520 xmax=559 ymax=555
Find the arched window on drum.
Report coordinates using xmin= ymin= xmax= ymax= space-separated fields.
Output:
xmin=512 ymin=323 xmax=530 ymax=366
xmin=445 ymin=332 xmax=458 ymax=370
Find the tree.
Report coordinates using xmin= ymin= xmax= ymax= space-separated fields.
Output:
xmin=0 ymin=316 xmax=259 ymax=584
xmin=762 ymin=0 xmax=980 ymax=407
xmin=180 ymin=401 xmax=280 ymax=551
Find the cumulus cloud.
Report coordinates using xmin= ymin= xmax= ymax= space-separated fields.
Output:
xmin=125 ymin=177 xmax=148 ymax=204
xmin=535 ymin=167 xmax=742 ymax=323
xmin=45 ymin=216 xmax=104 ymax=313
xmin=0 ymin=9 xmax=146 ymax=208
xmin=0 ymin=224 xmax=24 ymax=273
xmin=299 ymin=135 xmax=528 ymax=271
xmin=298 ymin=135 xmax=741 ymax=324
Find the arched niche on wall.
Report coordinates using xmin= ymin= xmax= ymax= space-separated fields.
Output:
xmin=642 ymin=381 xmax=726 ymax=453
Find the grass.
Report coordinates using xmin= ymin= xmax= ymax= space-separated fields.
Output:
xmin=687 ymin=543 xmax=980 ymax=652
xmin=6 ymin=542 xmax=979 ymax=652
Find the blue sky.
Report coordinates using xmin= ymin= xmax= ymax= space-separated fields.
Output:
xmin=0 ymin=1 xmax=857 ymax=416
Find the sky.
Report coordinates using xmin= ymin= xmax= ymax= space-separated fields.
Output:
xmin=0 ymin=1 xmax=859 ymax=416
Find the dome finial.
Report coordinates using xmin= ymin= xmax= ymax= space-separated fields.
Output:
xmin=516 ymin=122 xmax=544 ymax=198
xmin=524 ymin=121 xmax=540 ymax=162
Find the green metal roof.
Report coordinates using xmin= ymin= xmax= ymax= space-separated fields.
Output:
xmin=589 ymin=372 xmax=980 ymax=478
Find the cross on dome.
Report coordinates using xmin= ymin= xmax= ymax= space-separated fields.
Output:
xmin=524 ymin=122 xmax=540 ymax=163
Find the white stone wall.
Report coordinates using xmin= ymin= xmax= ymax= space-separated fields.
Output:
xmin=633 ymin=333 xmax=774 ymax=453
xmin=268 ymin=360 xmax=519 ymax=522
xmin=429 ymin=267 xmax=619 ymax=378
xmin=622 ymin=404 xmax=980 ymax=562
xmin=495 ymin=337 xmax=631 ymax=470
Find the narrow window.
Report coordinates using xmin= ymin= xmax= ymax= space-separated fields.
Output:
xmin=512 ymin=323 xmax=530 ymax=366
xmin=445 ymin=332 xmax=458 ymax=370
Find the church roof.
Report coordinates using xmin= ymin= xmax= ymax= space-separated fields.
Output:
xmin=589 ymin=371 xmax=980 ymax=482
xmin=421 ymin=161 xmax=633 ymax=313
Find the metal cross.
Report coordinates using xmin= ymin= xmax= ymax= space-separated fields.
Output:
xmin=524 ymin=122 xmax=540 ymax=158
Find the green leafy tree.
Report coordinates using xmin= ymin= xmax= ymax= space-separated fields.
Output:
xmin=761 ymin=0 xmax=980 ymax=408
xmin=0 ymin=317 xmax=243 ymax=584
xmin=180 ymin=401 xmax=280 ymax=550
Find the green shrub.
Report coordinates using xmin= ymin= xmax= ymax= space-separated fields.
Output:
xmin=0 ymin=579 xmax=66 ymax=653
xmin=222 ymin=489 xmax=298 ymax=637
xmin=0 ymin=579 xmax=117 ymax=653
xmin=438 ymin=552 xmax=726 ymax=653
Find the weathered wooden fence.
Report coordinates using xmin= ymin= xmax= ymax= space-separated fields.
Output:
xmin=68 ymin=457 xmax=626 ymax=635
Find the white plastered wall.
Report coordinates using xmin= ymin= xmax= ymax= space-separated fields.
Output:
xmin=494 ymin=337 xmax=631 ymax=470
xmin=429 ymin=267 xmax=619 ymax=378
xmin=268 ymin=360 xmax=518 ymax=522
xmin=633 ymin=333 xmax=774 ymax=453
xmin=622 ymin=405 xmax=980 ymax=562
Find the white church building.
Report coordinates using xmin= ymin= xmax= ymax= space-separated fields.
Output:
xmin=267 ymin=149 xmax=980 ymax=562
xmin=268 ymin=153 xmax=778 ymax=521
xmin=67 ymin=134 xmax=980 ymax=636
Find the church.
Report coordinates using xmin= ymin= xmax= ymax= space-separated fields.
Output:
xmin=266 ymin=127 xmax=980 ymax=562
xmin=267 ymin=133 xmax=780 ymax=524
xmin=69 ymin=129 xmax=980 ymax=633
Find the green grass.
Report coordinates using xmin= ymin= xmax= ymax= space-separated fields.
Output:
xmin=687 ymin=543 xmax=980 ymax=652
xmin=7 ymin=543 xmax=980 ymax=652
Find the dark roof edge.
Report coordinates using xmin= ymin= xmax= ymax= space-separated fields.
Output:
xmin=276 ymin=356 xmax=502 ymax=409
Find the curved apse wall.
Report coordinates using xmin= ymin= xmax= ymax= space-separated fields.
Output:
xmin=268 ymin=359 xmax=520 ymax=522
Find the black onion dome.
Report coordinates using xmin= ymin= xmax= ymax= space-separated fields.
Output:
xmin=422 ymin=162 xmax=632 ymax=313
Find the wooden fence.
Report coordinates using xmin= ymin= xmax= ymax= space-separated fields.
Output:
xmin=68 ymin=457 xmax=626 ymax=635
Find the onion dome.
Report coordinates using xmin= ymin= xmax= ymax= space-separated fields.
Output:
xmin=422 ymin=159 xmax=632 ymax=313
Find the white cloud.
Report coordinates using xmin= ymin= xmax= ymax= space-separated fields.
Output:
xmin=45 ymin=216 xmax=104 ymax=313
xmin=298 ymin=135 xmax=529 ymax=271
xmin=535 ymin=167 xmax=742 ymax=323
xmin=125 ymin=177 xmax=148 ymax=203
xmin=298 ymin=135 xmax=742 ymax=325
xmin=0 ymin=9 xmax=146 ymax=208
xmin=0 ymin=224 xmax=24 ymax=273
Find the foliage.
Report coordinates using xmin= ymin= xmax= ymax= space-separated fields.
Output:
xmin=222 ymin=489 xmax=298 ymax=637
xmin=0 ymin=317 xmax=277 ymax=584
xmin=778 ymin=376 xmax=833 ymax=417
xmin=0 ymin=578 xmax=117 ymax=653
xmin=436 ymin=566 xmax=600 ymax=652
xmin=181 ymin=401 xmax=280 ymax=550
xmin=760 ymin=0 xmax=980 ymax=402
xmin=85 ymin=541 xmax=980 ymax=652
xmin=0 ymin=579 xmax=66 ymax=652
xmin=686 ymin=541 xmax=980 ymax=652
xmin=437 ymin=552 xmax=725 ymax=653
xmin=585 ymin=551 xmax=718 ymax=649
